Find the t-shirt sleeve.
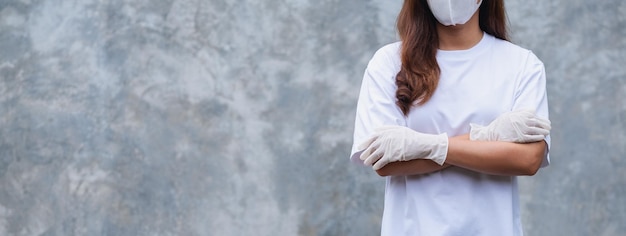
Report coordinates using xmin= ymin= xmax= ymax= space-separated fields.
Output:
xmin=511 ymin=51 xmax=551 ymax=168
xmin=350 ymin=45 xmax=406 ymax=164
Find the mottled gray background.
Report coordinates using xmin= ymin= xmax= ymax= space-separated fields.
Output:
xmin=0 ymin=0 xmax=624 ymax=235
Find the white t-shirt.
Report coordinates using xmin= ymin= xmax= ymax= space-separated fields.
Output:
xmin=351 ymin=33 xmax=550 ymax=236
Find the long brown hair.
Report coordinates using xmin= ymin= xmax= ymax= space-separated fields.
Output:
xmin=395 ymin=0 xmax=509 ymax=116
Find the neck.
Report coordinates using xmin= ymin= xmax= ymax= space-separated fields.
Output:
xmin=436 ymin=12 xmax=483 ymax=50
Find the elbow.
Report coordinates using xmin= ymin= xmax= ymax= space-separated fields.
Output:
xmin=522 ymin=162 xmax=541 ymax=176
xmin=518 ymin=141 xmax=547 ymax=176
xmin=520 ymin=152 xmax=543 ymax=176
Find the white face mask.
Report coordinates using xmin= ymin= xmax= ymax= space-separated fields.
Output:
xmin=427 ymin=0 xmax=483 ymax=26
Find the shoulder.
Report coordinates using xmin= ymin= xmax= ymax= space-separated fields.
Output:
xmin=374 ymin=41 xmax=402 ymax=57
xmin=490 ymin=36 xmax=543 ymax=67
xmin=367 ymin=42 xmax=402 ymax=72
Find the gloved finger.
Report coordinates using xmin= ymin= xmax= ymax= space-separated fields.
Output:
xmin=521 ymin=134 xmax=547 ymax=143
xmin=372 ymin=155 xmax=391 ymax=170
xmin=363 ymin=146 xmax=385 ymax=166
xmin=506 ymin=110 xmax=534 ymax=122
xmin=361 ymin=138 xmax=382 ymax=161
xmin=527 ymin=117 xmax=551 ymax=130
xmin=502 ymin=109 xmax=528 ymax=119
xmin=359 ymin=140 xmax=377 ymax=161
xmin=525 ymin=126 xmax=550 ymax=136
xmin=357 ymin=134 xmax=378 ymax=152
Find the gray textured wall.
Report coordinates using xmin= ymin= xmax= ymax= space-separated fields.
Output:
xmin=0 ymin=0 xmax=624 ymax=235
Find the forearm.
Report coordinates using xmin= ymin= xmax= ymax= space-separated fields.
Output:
xmin=375 ymin=134 xmax=468 ymax=176
xmin=375 ymin=134 xmax=546 ymax=176
xmin=446 ymin=139 xmax=546 ymax=176
xmin=376 ymin=160 xmax=450 ymax=176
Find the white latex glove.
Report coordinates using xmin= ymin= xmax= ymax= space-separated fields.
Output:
xmin=358 ymin=126 xmax=449 ymax=170
xmin=470 ymin=109 xmax=551 ymax=142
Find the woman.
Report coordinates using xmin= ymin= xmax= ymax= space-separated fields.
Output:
xmin=350 ymin=0 xmax=551 ymax=235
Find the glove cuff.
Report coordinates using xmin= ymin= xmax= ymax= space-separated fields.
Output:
xmin=430 ymin=133 xmax=449 ymax=166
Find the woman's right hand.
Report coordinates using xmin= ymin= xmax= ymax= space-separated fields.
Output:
xmin=469 ymin=109 xmax=551 ymax=143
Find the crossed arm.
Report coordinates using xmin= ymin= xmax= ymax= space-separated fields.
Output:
xmin=375 ymin=134 xmax=547 ymax=177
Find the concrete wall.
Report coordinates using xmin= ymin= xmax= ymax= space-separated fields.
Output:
xmin=0 ymin=0 xmax=624 ymax=235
